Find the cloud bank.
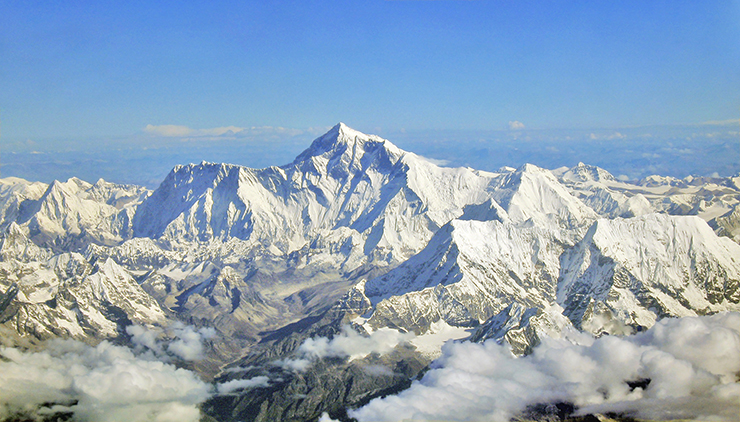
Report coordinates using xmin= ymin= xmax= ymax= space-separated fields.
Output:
xmin=275 ymin=326 xmax=414 ymax=372
xmin=127 ymin=322 xmax=216 ymax=361
xmin=350 ymin=312 xmax=740 ymax=421
xmin=143 ymin=124 xmax=319 ymax=140
xmin=216 ymin=376 xmax=271 ymax=394
xmin=0 ymin=339 xmax=212 ymax=422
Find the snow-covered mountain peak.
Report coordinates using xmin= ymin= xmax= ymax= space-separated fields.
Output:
xmin=292 ymin=123 xmax=405 ymax=174
xmin=639 ymin=174 xmax=686 ymax=187
xmin=44 ymin=178 xmax=87 ymax=200
xmin=458 ymin=198 xmax=509 ymax=223
xmin=492 ymin=163 xmax=598 ymax=230
xmin=359 ymin=217 xmax=568 ymax=334
xmin=561 ymin=162 xmax=616 ymax=183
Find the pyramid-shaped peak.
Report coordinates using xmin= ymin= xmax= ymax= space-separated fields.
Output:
xmin=334 ymin=122 xmax=356 ymax=135
xmin=514 ymin=163 xmax=550 ymax=175
xmin=325 ymin=122 xmax=380 ymax=145
xmin=293 ymin=123 xmax=404 ymax=165
xmin=561 ymin=162 xmax=616 ymax=183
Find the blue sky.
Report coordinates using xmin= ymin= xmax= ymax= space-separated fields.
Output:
xmin=1 ymin=1 xmax=739 ymax=185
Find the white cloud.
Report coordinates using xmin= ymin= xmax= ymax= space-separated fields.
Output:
xmin=299 ymin=326 xmax=413 ymax=361
xmin=144 ymin=124 xmax=197 ymax=137
xmin=216 ymin=376 xmax=270 ymax=394
xmin=0 ymin=339 xmax=212 ymax=422
xmin=127 ymin=324 xmax=164 ymax=354
xmin=275 ymin=326 xmax=414 ymax=371
xmin=126 ymin=323 xmax=215 ymax=361
xmin=350 ymin=313 xmax=740 ymax=422
xmin=143 ymin=124 xmax=312 ymax=140
xmin=167 ymin=323 xmax=216 ymax=361
xmin=319 ymin=412 xmax=341 ymax=422
xmin=143 ymin=124 xmax=249 ymax=138
xmin=509 ymin=121 xmax=525 ymax=130
xmin=273 ymin=357 xmax=313 ymax=372
xmin=143 ymin=124 xmax=257 ymax=138
xmin=700 ymin=118 xmax=740 ymax=126
xmin=589 ymin=131 xmax=627 ymax=141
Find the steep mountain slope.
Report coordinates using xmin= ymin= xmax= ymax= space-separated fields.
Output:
xmin=343 ymin=162 xmax=600 ymax=337
xmin=559 ymin=213 xmax=740 ymax=333
xmin=358 ymin=219 xmax=567 ymax=334
xmin=0 ymin=229 xmax=165 ymax=341
xmin=556 ymin=163 xmax=653 ymax=218
xmin=345 ymin=212 xmax=740 ymax=353
xmin=3 ymin=177 xmax=148 ymax=251
xmin=0 ymin=178 xmax=48 ymax=231
xmin=133 ymin=123 xmax=499 ymax=266
xmin=1 ymin=124 xmax=511 ymax=370
xmin=711 ymin=204 xmax=740 ymax=243
xmin=490 ymin=163 xmax=598 ymax=232
xmin=119 ymin=123 xmax=509 ymax=344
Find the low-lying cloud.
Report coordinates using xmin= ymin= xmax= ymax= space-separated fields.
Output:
xmin=167 ymin=324 xmax=216 ymax=361
xmin=216 ymin=376 xmax=271 ymax=394
xmin=0 ymin=339 xmax=212 ymax=422
xmin=143 ymin=124 xmax=314 ymax=140
xmin=144 ymin=124 xmax=246 ymax=138
xmin=350 ymin=312 xmax=740 ymax=421
xmin=127 ymin=322 xmax=216 ymax=361
xmin=275 ymin=326 xmax=414 ymax=371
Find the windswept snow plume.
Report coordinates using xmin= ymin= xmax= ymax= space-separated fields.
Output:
xmin=351 ymin=313 xmax=740 ymax=422
xmin=276 ymin=326 xmax=415 ymax=371
xmin=0 ymin=339 xmax=212 ymax=422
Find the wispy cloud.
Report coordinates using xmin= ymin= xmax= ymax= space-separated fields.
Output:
xmin=589 ymin=131 xmax=626 ymax=141
xmin=127 ymin=322 xmax=216 ymax=361
xmin=273 ymin=326 xmax=414 ymax=372
xmin=699 ymin=118 xmax=740 ymax=126
xmin=143 ymin=124 xmax=324 ymax=140
xmin=144 ymin=124 xmax=246 ymax=138
xmin=419 ymin=155 xmax=451 ymax=166
xmin=509 ymin=121 xmax=525 ymax=130
xmin=216 ymin=376 xmax=270 ymax=394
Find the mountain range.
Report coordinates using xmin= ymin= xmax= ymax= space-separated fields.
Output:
xmin=1 ymin=123 xmax=739 ymax=421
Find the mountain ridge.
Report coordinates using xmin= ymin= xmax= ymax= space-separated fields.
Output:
xmin=0 ymin=123 xmax=739 ymax=422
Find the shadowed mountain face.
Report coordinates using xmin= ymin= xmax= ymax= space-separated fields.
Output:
xmin=1 ymin=124 xmax=739 ymax=422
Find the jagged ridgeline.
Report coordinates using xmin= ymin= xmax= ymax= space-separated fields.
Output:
xmin=1 ymin=123 xmax=739 ymax=422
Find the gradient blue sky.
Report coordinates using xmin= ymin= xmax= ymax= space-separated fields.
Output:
xmin=1 ymin=1 xmax=739 ymax=185
xmin=3 ymin=0 xmax=739 ymax=139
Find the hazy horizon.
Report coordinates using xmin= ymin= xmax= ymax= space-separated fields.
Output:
xmin=2 ymin=120 xmax=738 ymax=188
